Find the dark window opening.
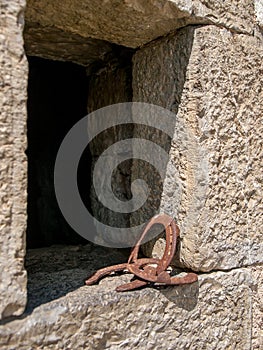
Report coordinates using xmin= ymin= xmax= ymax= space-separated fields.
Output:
xmin=25 ymin=48 xmax=134 ymax=312
xmin=26 ymin=57 xmax=89 ymax=248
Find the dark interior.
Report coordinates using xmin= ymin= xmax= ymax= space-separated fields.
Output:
xmin=26 ymin=57 xmax=90 ymax=248
xmin=26 ymin=46 xmax=134 ymax=249
xmin=25 ymin=54 xmax=134 ymax=311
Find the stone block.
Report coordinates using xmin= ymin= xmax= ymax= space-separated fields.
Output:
xmin=24 ymin=26 xmax=114 ymax=67
xmin=24 ymin=0 xmax=256 ymax=55
xmin=0 ymin=0 xmax=28 ymax=319
xmin=0 ymin=247 xmax=254 ymax=349
xmin=251 ymin=265 xmax=263 ymax=349
xmin=133 ymin=25 xmax=263 ymax=271
xmin=87 ymin=59 xmax=133 ymax=236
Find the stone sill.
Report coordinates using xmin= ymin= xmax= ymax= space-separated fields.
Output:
xmin=25 ymin=244 xmax=129 ymax=312
xmin=0 ymin=245 xmax=254 ymax=349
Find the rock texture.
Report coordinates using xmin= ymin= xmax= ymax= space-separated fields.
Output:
xmin=0 ymin=0 xmax=27 ymax=319
xmin=251 ymin=265 xmax=263 ymax=349
xmin=25 ymin=244 xmax=129 ymax=311
xmin=133 ymin=25 xmax=263 ymax=272
xmin=0 ymin=1 xmax=262 ymax=349
xmin=131 ymin=25 xmax=194 ymax=231
xmin=0 ymin=245 xmax=254 ymax=349
xmin=255 ymin=0 xmax=263 ymax=27
xmin=24 ymin=25 xmax=115 ymax=67
xmin=87 ymin=50 xmax=134 ymax=238
xmin=24 ymin=0 xmax=255 ymax=60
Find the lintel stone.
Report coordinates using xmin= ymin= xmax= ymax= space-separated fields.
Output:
xmin=24 ymin=0 xmax=256 ymax=64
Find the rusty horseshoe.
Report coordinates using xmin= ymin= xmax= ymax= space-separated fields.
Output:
xmin=85 ymin=214 xmax=198 ymax=292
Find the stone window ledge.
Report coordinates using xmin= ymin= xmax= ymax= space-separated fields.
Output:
xmin=0 ymin=245 xmax=254 ymax=349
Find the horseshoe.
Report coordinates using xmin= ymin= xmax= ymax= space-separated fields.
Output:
xmin=85 ymin=214 xmax=198 ymax=291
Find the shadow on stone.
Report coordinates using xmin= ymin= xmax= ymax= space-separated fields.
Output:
xmin=25 ymin=244 xmax=129 ymax=313
xmin=159 ymin=280 xmax=199 ymax=311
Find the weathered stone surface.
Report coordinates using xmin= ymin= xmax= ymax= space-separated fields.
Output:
xmin=255 ymin=0 xmax=263 ymax=27
xmin=24 ymin=0 xmax=256 ymax=55
xmin=25 ymin=244 xmax=128 ymax=311
xmin=0 ymin=1 xmax=262 ymax=347
xmin=0 ymin=0 xmax=27 ymax=319
xmin=24 ymin=25 xmax=115 ymax=67
xmin=0 ymin=246 xmax=253 ymax=349
xmin=133 ymin=25 xmax=263 ymax=272
xmin=251 ymin=265 xmax=263 ymax=349
xmin=87 ymin=53 xmax=133 ymax=240
xmin=131 ymin=27 xmax=194 ymax=231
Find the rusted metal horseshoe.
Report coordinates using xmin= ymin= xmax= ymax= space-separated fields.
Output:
xmin=85 ymin=214 xmax=198 ymax=292
xmin=127 ymin=214 xmax=179 ymax=283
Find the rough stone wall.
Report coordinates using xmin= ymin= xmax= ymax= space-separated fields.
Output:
xmin=132 ymin=19 xmax=262 ymax=349
xmin=133 ymin=25 xmax=263 ymax=273
xmin=251 ymin=265 xmax=263 ymax=349
xmin=0 ymin=0 xmax=262 ymax=349
xmin=87 ymin=52 xmax=134 ymax=235
xmin=0 ymin=0 xmax=28 ymax=319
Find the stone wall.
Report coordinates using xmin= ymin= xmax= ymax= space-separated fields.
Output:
xmin=131 ymin=23 xmax=263 ymax=348
xmin=0 ymin=0 xmax=28 ymax=319
xmin=133 ymin=25 xmax=263 ymax=272
xmin=251 ymin=265 xmax=263 ymax=349
xmin=0 ymin=0 xmax=262 ymax=349
xmin=87 ymin=48 xmax=134 ymax=236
